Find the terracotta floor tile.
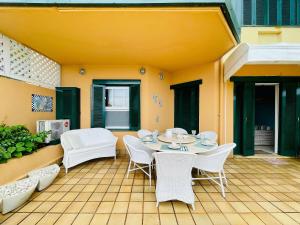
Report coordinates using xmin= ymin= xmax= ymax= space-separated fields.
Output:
xmin=50 ymin=202 xmax=72 ymax=213
xmin=112 ymin=201 xmax=129 ymax=213
xmin=192 ymin=213 xmax=213 ymax=225
xmin=160 ymin=214 xmax=178 ymax=225
xmin=107 ymin=213 xmax=126 ymax=225
xmin=36 ymin=213 xmax=60 ymax=225
xmin=208 ymin=213 xmax=230 ymax=225
xmin=18 ymin=213 xmax=44 ymax=225
xmin=2 ymin=213 xmax=29 ymax=225
xmin=229 ymin=202 xmax=251 ymax=213
xmin=240 ymin=213 xmax=265 ymax=225
xmin=172 ymin=201 xmax=190 ymax=213
xmin=215 ymin=202 xmax=235 ymax=213
xmin=54 ymin=213 xmax=77 ymax=225
xmin=144 ymin=201 xmax=159 ymax=213
xmin=96 ymin=202 xmax=114 ymax=213
xmin=89 ymin=214 xmax=110 ymax=225
xmin=116 ymin=193 xmax=131 ymax=201
xmin=158 ymin=202 xmax=174 ymax=213
xmin=257 ymin=202 xmax=281 ymax=213
xmin=34 ymin=202 xmax=56 ymax=213
xmin=81 ymin=202 xmax=100 ymax=213
xmin=128 ymin=202 xmax=143 ymax=213
xmin=224 ymin=213 xmax=247 ymax=225
xmin=271 ymin=213 xmax=299 ymax=225
xmin=201 ymin=202 xmax=221 ymax=213
xmin=18 ymin=201 xmax=42 ymax=212
xmin=65 ymin=202 xmax=85 ymax=213
xmin=72 ymin=213 xmax=93 ymax=225
xmin=255 ymin=212 xmax=282 ymax=225
xmin=125 ymin=213 xmax=143 ymax=225
xmin=287 ymin=213 xmax=300 ymax=224
xmin=143 ymin=213 xmax=160 ymax=225
xmin=176 ymin=213 xmax=195 ymax=225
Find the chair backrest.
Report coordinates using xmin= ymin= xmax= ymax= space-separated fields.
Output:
xmin=194 ymin=143 xmax=236 ymax=172
xmin=200 ymin=131 xmax=218 ymax=142
xmin=123 ymin=135 xmax=153 ymax=164
xmin=154 ymin=152 xmax=195 ymax=179
xmin=154 ymin=152 xmax=195 ymax=204
xmin=137 ymin=129 xmax=152 ymax=138
xmin=170 ymin=128 xmax=188 ymax=135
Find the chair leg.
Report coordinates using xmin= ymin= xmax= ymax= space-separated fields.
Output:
xmin=222 ymin=169 xmax=228 ymax=187
xmin=219 ymin=171 xmax=225 ymax=198
xmin=149 ymin=164 xmax=152 ymax=187
xmin=197 ymin=169 xmax=200 ymax=176
xmin=127 ymin=160 xmax=132 ymax=178
xmin=65 ymin=167 xmax=68 ymax=174
xmin=156 ymin=201 xmax=159 ymax=207
xmin=191 ymin=203 xmax=195 ymax=211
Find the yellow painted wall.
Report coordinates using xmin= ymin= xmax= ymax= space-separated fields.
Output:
xmin=61 ymin=65 xmax=173 ymax=154
xmin=241 ymin=27 xmax=300 ymax=44
xmin=0 ymin=76 xmax=56 ymax=133
xmin=171 ymin=61 xmax=221 ymax=136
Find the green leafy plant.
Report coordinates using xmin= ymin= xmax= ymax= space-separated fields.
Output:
xmin=0 ymin=124 xmax=50 ymax=163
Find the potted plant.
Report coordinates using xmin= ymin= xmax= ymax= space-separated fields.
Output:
xmin=0 ymin=124 xmax=49 ymax=163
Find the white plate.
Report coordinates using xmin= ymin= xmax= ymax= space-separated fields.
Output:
xmin=168 ymin=144 xmax=180 ymax=149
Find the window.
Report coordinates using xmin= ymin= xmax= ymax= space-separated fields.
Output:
xmin=91 ymin=80 xmax=140 ymax=131
xmin=105 ymin=87 xmax=130 ymax=129
xmin=243 ymin=0 xmax=300 ymax=25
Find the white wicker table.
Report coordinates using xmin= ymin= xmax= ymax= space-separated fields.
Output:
xmin=143 ymin=134 xmax=217 ymax=154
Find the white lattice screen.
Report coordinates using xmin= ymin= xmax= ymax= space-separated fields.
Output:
xmin=0 ymin=33 xmax=60 ymax=89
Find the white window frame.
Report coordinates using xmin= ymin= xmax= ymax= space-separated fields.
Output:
xmin=105 ymin=86 xmax=129 ymax=111
xmin=105 ymin=86 xmax=130 ymax=130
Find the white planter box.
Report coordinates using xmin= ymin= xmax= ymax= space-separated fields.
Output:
xmin=0 ymin=177 xmax=38 ymax=214
xmin=28 ymin=164 xmax=60 ymax=191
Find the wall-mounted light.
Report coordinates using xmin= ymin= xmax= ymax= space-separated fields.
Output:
xmin=139 ymin=67 xmax=146 ymax=75
xmin=159 ymin=71 xmax=164 ymax=80
xmin=79 ymin=68 xmax=86 ymax=75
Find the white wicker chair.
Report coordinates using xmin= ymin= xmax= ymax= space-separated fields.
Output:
xmin=192 ymin=143 xmax=236 ymax=197
xmin=153 ymin=152 xmax=196 ymax=210
xmin=170 ymin=128 xmax=188 ymax=135
xmin=199 ymin=131 xmax=218 ymax=142
xmin=123 ymin=135 xmax=155 ymax=186
xmin=137 ymin=129 xmax=152 ymax=138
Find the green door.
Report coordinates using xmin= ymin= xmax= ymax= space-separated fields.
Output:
xmin=56 ymin=87 xmax=80 ymax=130
xmin=171 ymin=81 xmax=200 ymax=134
xmin=242 ymin=82 xmax=255 ymax=156
xmin=279 ymin=82 xmax=300 ymax=156
xmin=297 ymin=82 xmax=300 ymax=156
xmin=233 ymin=82 xmax=255 ymax=156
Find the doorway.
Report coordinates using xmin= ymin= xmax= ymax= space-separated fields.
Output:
xmin=170 ymin=80 xmax=201 ymax=134
xmin=233 ymin=78 xmax=300 ymax=157
xmin=254 ymin=84 xmax=279 ymax=155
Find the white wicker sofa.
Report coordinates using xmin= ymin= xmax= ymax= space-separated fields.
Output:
xmin=61 ymin=128 xmax=118 ymax=173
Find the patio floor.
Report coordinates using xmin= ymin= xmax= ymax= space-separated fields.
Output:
xmin=1 ymin=156 xmax=300 ymax=225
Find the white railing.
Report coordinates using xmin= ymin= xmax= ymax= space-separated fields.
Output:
xmin=0 ymin=33 xmax=60 ymax=89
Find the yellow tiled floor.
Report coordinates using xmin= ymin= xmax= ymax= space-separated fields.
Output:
xmin=1 ymin=156 xmax=300 ymax=225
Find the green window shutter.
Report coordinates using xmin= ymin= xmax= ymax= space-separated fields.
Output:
xmin=91 ymin=84 xmax=105 ymax=128
xmin=282 ymin=0 xmax=291 ymax=25
xmin=129 ymin=84 xmax=140 ymax=131
xmin=243 ymin=0 xmax=252 ymax=24
xmin=269 ymin=0 xmax=278 ymax=25
xmin=256 ymin=0 xmax=265 ymax=25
